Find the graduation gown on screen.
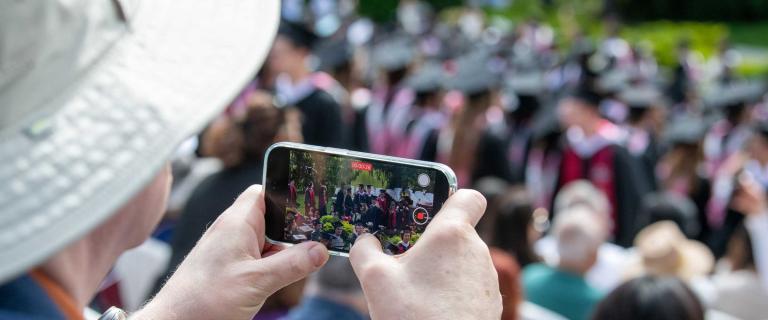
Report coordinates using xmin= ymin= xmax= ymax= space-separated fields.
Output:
xmin=555 ymin=122 xmax=651 ymax=247
xmin=276 ymin=73 xmax=344 ymax=148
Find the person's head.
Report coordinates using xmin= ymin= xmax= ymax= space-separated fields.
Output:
xmin=358 ymin=184 xmax=364 ymax=191
xmin=311 ymin=257 xmax=367 ymax=313
xmin=553 ymin=207 xmax=603 ymax=274
xmin=748 ymin=123 xmax=768 ymax=164
xmin=308 ymin=182 xmax=314 ymax=188
xmin=335 ymin=226 xmax=344 ymax=236
xmin=346 ymin=187 xmax=351 ymax=194
xmin=355 ymin=224 xmax=364 ymax=235
xmin=592 ymin=276 xmax=705 ymax=320
xmin=314 ymin=221 xmax=323 ymax=231
xmin=558 ymin=86 xmax=603 ymax=131
xmin=402 ymin=231 xmax=412 ymax=243
xmin=203 ymin=97 xmax=286 ymax=168
xmin=725 ymin=222 xmax=755 ymax=271
xmin=554 ymin=180 xmax=611 ymax=239
xmin=639 ymin=193 xmax=700 ymax=239
xmin=488 ymin=186 xmax=542 ymax=267
xmin=269 ymin=22 xmax=315 ymax=75
xmin=367 ymin=185 xmax=372 ymax=192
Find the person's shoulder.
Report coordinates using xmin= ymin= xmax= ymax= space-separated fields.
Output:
xmin=522 ymin=263 xmax=553 ymax=281
xmin=305 ymin=89 xmax=339 ymax=107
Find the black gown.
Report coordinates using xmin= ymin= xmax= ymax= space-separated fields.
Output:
xmin=554 ymin=143 xmax=652 ymax=247
xmin=295 ymin=89 xmax=344 ymax=147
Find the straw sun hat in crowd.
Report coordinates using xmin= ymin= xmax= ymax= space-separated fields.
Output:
xmin=627 ymin=221 xmax=715 ymax=280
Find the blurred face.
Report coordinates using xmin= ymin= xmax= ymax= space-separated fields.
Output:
xmin=335 ymin=227 xmax=343 ymax=236
xmin=558 ymin=97 xmax=594 ymax=129
xmin=748 ymin=134 xmax=768 ymax=162
xmin=403 ymin=232 xmax=411 ymax=243
xmin=268 ymin=37 xmax=306 ymax=75
xmin=355 ymin=225 xmax=364 ymax=234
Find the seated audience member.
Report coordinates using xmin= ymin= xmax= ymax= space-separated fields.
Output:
xmin=161 ymin=94 xmax=297 ymax=288
xmin=536 ymin=180 xmax=631 ymax=292
xmin=254 ymin=280 xmax=307 ymax=320
xmin=330 ymin=225 xmax=347 ymax=251
xmin=626 ymin=221 xmax=716 ymax=305
xmin=523 ymin=207 xmax=604 ymax=320
xmin=286 ymin=257 xmax=367 ymax=320
xmin=729 ymin=166 xmax=768 ymax=293
xmin=711 ymin=223 xmax=768 ymax=320
xmin=592 ymin=276 xmax=705 ymax=320
xmin=638 ymin=192 xmax=701 ymax=239
xmin=395 ymin=231 xmax=413 ymax=254
xmin=487 ymin=186 xmax=543 ymax=268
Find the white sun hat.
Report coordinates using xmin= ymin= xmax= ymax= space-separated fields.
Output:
xmin=0 ymin=0 xmax=280 ymax=282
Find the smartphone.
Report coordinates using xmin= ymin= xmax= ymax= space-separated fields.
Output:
xmin=263 ymin=142 xmax=458 ymax=256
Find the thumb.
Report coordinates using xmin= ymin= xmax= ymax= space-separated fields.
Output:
xmin=250 ymin=242 xmax=329 ymax=294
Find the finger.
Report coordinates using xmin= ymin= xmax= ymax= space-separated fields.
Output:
xmin=350 ymin=234 xmax=391 ymax=273
xmin=429 ymin=189 xmax=487 ymax=228
xmin=250 ymin=241 xmax=328 ymax=294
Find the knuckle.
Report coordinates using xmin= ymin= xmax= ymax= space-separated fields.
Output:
xmin=361 ymin=263 xmax=390 ymax=282
xmin=441 ymin=220 xmax=475 ymax=239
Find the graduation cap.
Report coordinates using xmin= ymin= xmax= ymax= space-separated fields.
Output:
xmin=596 ymin=69 xmax=631 ymax=94
xmin=279 ymin=20 xmax=318 ymax=50
xmin=404 ymin=60 xmax=445 ymax=94
xmin=619 ymin=85 xmax=665 ymax=110
xmin=703 ymin=81 xmax=767 ymax=110
xmin=372 ymin=34 xmax=416 ymax=72
xmin=446 ymin=51 xmax=502 ymax=96
xmin=313 ymin=38 xmax=352 ymax=72
xmin=566 ymin=84 xmax=603 ymax=108
xmin=507 ymin=71 xmax=546 ymax=96
xmin=663 ymin=117 xmax=706 ymax=146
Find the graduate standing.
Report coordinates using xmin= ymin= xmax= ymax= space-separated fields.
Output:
xmin=555 ymin=86 xmax=652 ymax=247
xmin=269 ymin=21 xmax=345 ymax=147
xmin=396 ymin=61 xmax=448 ymax=159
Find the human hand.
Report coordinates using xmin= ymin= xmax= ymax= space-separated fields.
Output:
xmin=732 ymin=174 xmax=768 ymax=216
xmin=135 ymin=185 xmax=329 ymax=320
xmin=349 ymin=190 xmax=502 ymax=320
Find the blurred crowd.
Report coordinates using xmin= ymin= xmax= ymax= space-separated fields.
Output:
xmin=99 ymin=1 xmax=768 ymax=320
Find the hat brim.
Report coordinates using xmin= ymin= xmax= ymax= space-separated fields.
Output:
xmin=0 ymin=0 xmax=280 ymax=282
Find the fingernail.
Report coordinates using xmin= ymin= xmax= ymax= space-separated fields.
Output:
xmin=308 ymin=243 xmax=328 ymax=267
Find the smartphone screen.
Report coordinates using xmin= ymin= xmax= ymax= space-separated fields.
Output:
xmin=264 ymin=143 xmax=454 ymax=255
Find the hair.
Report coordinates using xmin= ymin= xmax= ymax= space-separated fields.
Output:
xmin=726 ymin=222 xmax=755 ymax=271
xmin=205 ymin=97 xmax=284 ymax=168
xmin=553 ymin=180 xmax=611 ymax=238
xmin=553 ymin=208 xmax=602 ymax=265
xmin=489 ymin=186 xmax=541 ymax=267
xmin=592 ymin=276 xmax=705 ymax=320
xmin=315 ymin=256 xmax=362 ymax=294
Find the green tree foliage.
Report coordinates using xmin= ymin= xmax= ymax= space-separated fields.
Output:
xmin=617 ymin=0 xmax=768 ymax=22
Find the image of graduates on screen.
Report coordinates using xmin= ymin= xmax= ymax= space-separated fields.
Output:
xmin=285 ymin=149 xmax=437 ymax=254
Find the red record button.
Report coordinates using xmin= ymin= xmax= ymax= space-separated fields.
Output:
xmin=412 ymin=207 xmax=429 ymax=225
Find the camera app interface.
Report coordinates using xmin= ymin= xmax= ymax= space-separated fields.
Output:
xmin=284 ymin=149 xmax=438 ymax=254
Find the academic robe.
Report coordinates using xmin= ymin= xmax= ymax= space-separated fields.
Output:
xmin=289 ymin=184 xmax=297 ymax=206
xmin=334 ymin=190 xmax=345 ymax=215
xmin=556 ymin=142 xmax=651 ymax=247
xmin=295 ymin=89 xmax=345 ymax=147
xmin=626 ymin=127 xmax=661 ymax=191
xmin=304 ymin=187 xmax=315 ymax=215
xmin=473 ymin=122 xmax=533 ymax=184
